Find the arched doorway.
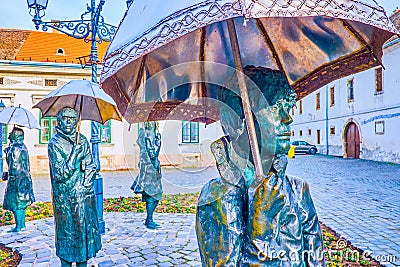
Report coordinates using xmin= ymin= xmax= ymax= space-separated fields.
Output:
xmin=345 ymin=122 xmax=360 ymax=158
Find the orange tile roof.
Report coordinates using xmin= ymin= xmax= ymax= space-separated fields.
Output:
xmin=0 ymin=29 xmax=31 ymax=60
xmin=15 ymin=30 xmax=109 ymax=64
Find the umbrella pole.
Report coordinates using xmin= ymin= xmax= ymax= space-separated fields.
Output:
xmin=227 ymin=18 xmax=264 ymax=179
xmin=76 ymin=96 xmax=83 ymax=144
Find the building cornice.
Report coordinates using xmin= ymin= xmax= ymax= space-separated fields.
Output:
xmin=0 ymin=60 xmax=102 ymax=76
xmin=383 ymin=37 xmax=400 ymax=49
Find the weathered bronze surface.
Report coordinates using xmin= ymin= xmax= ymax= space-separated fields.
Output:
xmin=3 ymin=127 xmax=35 ymax=232
xmin=131 ymin=121 xmax=163 ymax=229
xmin=48 ymin=107 xmax=101 ymax=266
xmin=196 ymin=66 xmax=324 ymax=266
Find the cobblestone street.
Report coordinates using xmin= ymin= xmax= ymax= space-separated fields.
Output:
xmin=0 ymin=155 xmax=399 ymax=266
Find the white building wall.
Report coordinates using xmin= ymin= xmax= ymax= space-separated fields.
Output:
xmin=291 ymin=39 xmax=400 ymax=163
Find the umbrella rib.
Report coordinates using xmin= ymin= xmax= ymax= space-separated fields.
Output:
xmin=42 ymin=96 xmax=60 ymax=116
xmin=22 ymin=107 xmax=31 ymax=128
xmin=341 ymin=19 xmax=383 ymax=68
xmin=199 ymin=26 xmax=207 ymax=121
xmin=255 ymin=18 xmax=287 ymax=76
xmin=111 ymin=75 xmax=130 ymax=103
xmin=199 ymin=27 xmax=206 ymax=99
xmin=73 ymin=94 xmax=80 ymax=114
xmin=94 ymin=98 xmax=103 ymax=124
xmin=135 ymin=55 xmax=147 ymax=94
xmin=6 ymin=107 xmax=17 ymax=125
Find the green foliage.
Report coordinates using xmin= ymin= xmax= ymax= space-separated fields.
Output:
xmin=103 ymin=193 xmax=198 ymax=214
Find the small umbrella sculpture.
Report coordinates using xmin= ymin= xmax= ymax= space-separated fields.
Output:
xmin=33 ymin=80 xmax=123 ymax=143
xmin=0 ymin=105 xmax=40 ymax=130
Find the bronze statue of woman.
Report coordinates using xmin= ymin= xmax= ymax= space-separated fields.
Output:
xmin=3 ymin=127 xmax=35 ymax=232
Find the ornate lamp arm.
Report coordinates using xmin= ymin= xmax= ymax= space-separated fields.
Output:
xmin=31 ymin=0 xmax=117 ymax=43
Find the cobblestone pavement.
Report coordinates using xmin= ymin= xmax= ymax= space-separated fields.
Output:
xmin=0 ymin=155 xmax=399 ymax=266
xmin=286 ymin=155 xmax=400 ymax=267
xmin=1 ymin=213 xmax=200 ymax=267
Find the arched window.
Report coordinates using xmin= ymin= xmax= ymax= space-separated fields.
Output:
xmin=56 ymin=48 xmax=65 ymax=55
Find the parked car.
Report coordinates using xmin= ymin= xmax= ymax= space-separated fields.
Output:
xmin=290 ymin=141 xmax=318 ymax=155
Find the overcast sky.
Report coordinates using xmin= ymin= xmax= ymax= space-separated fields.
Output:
xmin=0 ymin=1 xmax=398 ymax=30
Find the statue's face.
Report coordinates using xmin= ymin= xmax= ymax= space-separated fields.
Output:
xmin=11 ymin=131 xmax=24 ymax=146
xmin=211 ymin=139 xmax=227 ymax=165
xmin=269 ymin=98 xmax=294 ymax=155
xmin=58 ymin=108 xmax=78 ymax=135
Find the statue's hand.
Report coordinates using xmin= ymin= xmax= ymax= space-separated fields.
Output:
xmin=70 ymin=143 xmax=85 ymax=166
xmin=249 ymin=175 xmax=285 ymax=240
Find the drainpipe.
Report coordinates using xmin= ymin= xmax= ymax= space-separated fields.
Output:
xmin=325 ymin=85 xmax=329 ymax=155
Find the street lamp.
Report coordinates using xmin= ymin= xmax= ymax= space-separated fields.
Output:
xmin=27 ymin=0 xmax=129 ymax=234
xmin=27 ymin=0 xmax=49 ymax=29
xmin=0 ymin=100 xmax=5 ymax=179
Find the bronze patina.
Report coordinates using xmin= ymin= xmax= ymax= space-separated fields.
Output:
xmin=3 ymin=127 xmax=35 ymax=232
xmin=196 ymin=66 xmax=325 ymax=266
xmin=131 ymin=121 xmax=163 ymax=229
xmin=48 ymin=107 xmax=101 ymax=267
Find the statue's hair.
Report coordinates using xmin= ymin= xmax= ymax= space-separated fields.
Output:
xmin=219 ymin=65 xmax=296 ymax=119
xmin=8 ymin=126 xmax=24 ymax=141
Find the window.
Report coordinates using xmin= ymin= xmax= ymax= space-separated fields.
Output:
xmin=375 ymin=67 xmax=383 ymax=94
xmin=316 ymin=93 xmax=320 ymax=110
xmin=316 ymin=130 xmax=321 ymax=144
xmin=330 ymin=127 xmax=335 ymax=135
xmin=99 ymin=121 xmax=112 ymax=143
xmin=299 ymin=130 xmax=303 ymax=137
xmin=2 ymin=124 xmax=8 ymax=144
xmin=330 ymin=86 xmax=335 ymax=106
xmin=39 ymin=113 xmax=57 ymax=144
xmin=375 ymin=121 xmax=384 ymax=135
xmin=308 ymin=129 xmax=311 ymax=136
xmin=298 ymin=100 xmax=303 ymax=115
xmin=45 ymin=79 xmax=58 ymax=87
xmin=56 ymin=48 xmax=65 ymax=55
xmin=182 ymin=121 xmax=199 ymax=143
xmin=347 ymin=79 xmax=354 ymax=102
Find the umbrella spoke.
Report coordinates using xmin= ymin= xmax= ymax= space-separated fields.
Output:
xmin=255 ymin=18 xmax=286 ymax=75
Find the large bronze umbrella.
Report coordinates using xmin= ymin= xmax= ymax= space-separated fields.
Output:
xmin=100 ymin=0 xmax=398 ymax=178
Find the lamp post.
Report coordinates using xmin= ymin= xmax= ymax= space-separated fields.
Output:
xmin=0 ymin=100 xmax=5 ymax=178
xmin=27 ymin=0 xmax=130 ymax=234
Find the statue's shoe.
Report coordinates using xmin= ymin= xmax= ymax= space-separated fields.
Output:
xmin=146 ymin=221 xmax=161 ymax=229
xmin=8 ymin=227 xmax=24 ymax=233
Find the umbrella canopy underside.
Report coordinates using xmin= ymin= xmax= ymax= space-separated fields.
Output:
xmin=101 ymin=0 xmax=398 ymax=124
xmin=33 ymin=80 xmax=122 ymax=124
xmin=35 ymin=95 xmax=121 ymax=124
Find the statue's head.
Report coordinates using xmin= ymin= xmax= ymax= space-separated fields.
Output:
xmin=56 ymin=107 xmax=78 ymax=135
xmin=9 ymin=127 xmax=24 ymax=146
xmin=218 ymin=66 xmax=296 ymax=171
xmin=144 ymin=121 xmax=158 ymax=132
xmin=210 ymin=135 xmax=231 ymax=166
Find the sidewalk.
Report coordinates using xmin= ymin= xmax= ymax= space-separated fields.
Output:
xmin=0 ymin=155 xmax=399 ymax=266
xmin=1 ymin=213 xmax=200 ymax=267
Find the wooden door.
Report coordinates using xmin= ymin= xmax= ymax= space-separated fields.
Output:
xmin=346 ymin=123 xmax=360 ymax=158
